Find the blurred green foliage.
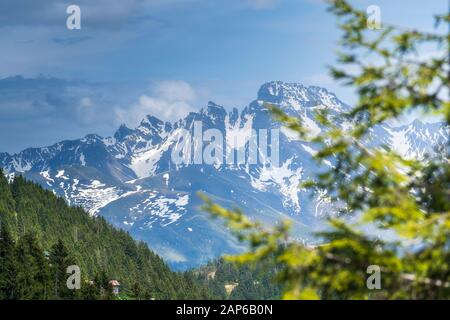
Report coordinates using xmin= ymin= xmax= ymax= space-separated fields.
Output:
xmin=202 ymin=0 xmax=450 ymax=300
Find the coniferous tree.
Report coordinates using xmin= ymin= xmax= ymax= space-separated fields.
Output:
xmin=0 ymin=171 xmax=213 ymax=300
xmin=131 ymin=282 xmax=144 ymax=300
xmin=49 ymin=239 xmax=75 ymax=299
xmin=0 ymin=169 xmax=14 ymax=214
xmin=15 ymin=233 xmax=52 ymax=299
xmin=78 ymin=278 xmax=99 ymax=300
xmin=0 ymin=224 xmax=17 ymax=299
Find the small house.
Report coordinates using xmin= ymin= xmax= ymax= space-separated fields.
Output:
xmin=109 ymin=280 xmax=120 ymax=295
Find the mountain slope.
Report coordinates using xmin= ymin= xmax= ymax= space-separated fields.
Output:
xmin=0 ymin=169 xmax=210 ymax=299
xmin=1 ymin=81 xmax=448 ymax=269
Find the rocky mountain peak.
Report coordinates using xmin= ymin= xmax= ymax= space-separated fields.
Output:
xmin=257 ymin=81 xmax=349 ymax=113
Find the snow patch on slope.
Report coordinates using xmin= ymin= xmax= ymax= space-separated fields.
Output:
xmin=251 ymin=159 xmax=303 ymax=213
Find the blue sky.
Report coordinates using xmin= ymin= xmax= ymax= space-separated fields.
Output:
xmin=0 ymin=0 xmax=447 ymax=153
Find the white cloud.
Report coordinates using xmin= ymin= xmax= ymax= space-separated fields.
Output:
xmin=154 ymin=80 xmax=197 ymax=102
xmin=80 ymin=97 xmax=93 ymax=108
xmin=115 ymin=80 xmax=197 ymax=126
xmin=243 ymin=0 xmax=279 ymax=10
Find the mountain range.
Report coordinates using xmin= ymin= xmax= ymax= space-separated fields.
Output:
xmin=1 ymin=81 xmax=448 ymax=269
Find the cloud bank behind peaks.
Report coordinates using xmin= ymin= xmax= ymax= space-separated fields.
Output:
xmin=114 ymin=80 xmax=198 ymax=126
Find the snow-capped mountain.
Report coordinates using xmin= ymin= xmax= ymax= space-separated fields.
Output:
xmin=1 ymin=81 xmax=448 ymax=269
